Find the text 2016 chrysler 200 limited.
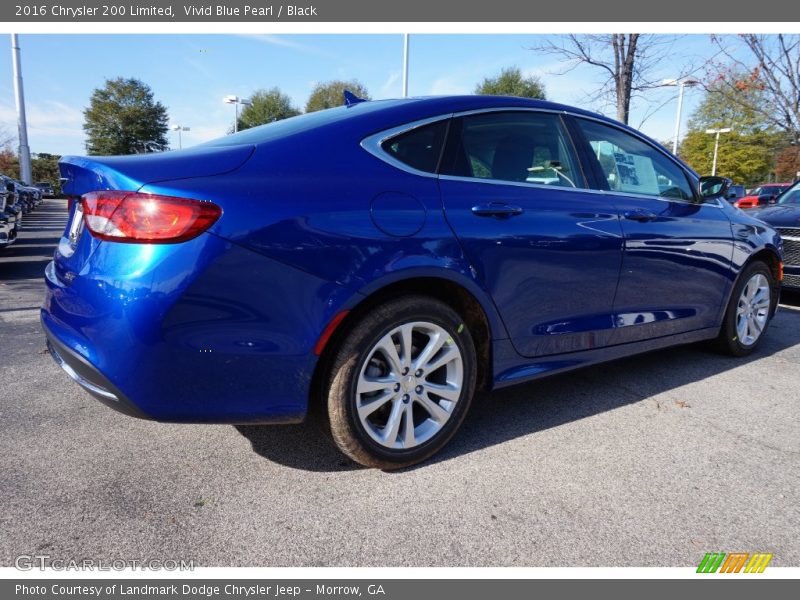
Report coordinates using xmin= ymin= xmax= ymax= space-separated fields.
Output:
xmin=42 ymin=95 xmax=783 ymax=468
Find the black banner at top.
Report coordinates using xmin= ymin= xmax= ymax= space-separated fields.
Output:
xmin=4 ymin=0 xmax=800 ymax=22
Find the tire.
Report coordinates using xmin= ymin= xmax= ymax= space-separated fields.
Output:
xmin=324 ymin=296 xmax=477 ymax=469
xmin=715 ymin=260 xmax=776 ymax=356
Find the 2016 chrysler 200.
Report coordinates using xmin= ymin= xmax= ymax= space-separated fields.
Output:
xmin=42 ymin=96 xmax=783 ymax=468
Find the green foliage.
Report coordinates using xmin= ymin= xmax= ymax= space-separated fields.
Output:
xmin=83 ymin=77 xmax=169 ymax=155
xmin=236 ymin=88 xmax=301 ymax=132
xmin=0 ymin=147 xmax=19 ymax=179
xmin=32 ymin=153 xmax=62 ymax=195
xmin=679 ymin=76 xmax=779 ymax=185
xmin=475 ymin=67 xmax=547 ymax=99
xmin=305 ymin=80 xmax=370 ymax=113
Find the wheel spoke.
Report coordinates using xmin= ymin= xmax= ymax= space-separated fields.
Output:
xmin=357 ymin=391 xmax=395 ymax=419
xmin=752 ymin=287 xmax=768 ymax=306
xmin=746 ymin=317 xmax=756 ymax=341
xmin=402 ymin=404 xmax=416 ymax=447
xmin=357 ymin=376 xmax=396 ymax=395
xmin=424 ymin=381 xmax=461 ymax=402
xmin=398 ymin=324 xmax=414 ymax=368
xmin=375 ymin=337 xmax=403 ymax=374
xmin=380 ymin=399 xmax=404 ymax=445
xmin=752 ymin=315 xmax=765 ymax=333
xmin=417 ymin=394 xmax=450 ymax=423
xmin=413 ymin=330 xmax=446 ymax=371
xmin=423 ymin=344 xmax=459 ymax=373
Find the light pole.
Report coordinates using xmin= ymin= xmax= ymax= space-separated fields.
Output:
xmin=223 ymin=95 xmax=251 ymax=133
xmin=402 ymin=34 xmax=409 ymax=98
xmin=171 ymin=125 xmax=190 ymax=149
xmin=663 ymin=77 xmax=700 ymax=155
xmin=10 ymin=34 xmax=32 ymax=184
xmin=705 ymin=127 xmax=732 ymax=176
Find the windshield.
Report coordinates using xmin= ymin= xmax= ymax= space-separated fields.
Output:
xmin=778 ymin=184 xmax=800 ymax=204
xmin=751 ymin=185 xmax=785 ymax=196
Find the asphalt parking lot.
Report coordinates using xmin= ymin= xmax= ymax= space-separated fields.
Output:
xmin=1 ymin=198 xmax=798 ymax=567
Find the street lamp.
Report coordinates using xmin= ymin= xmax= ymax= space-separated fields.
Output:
xmin=663 ymin=77 xmax=701 ymax=155
xmin=402 ymin=34 xmax=410 ymax=98
xmin=705 ymin=127 xmax=733 ymax=176
xmin=223 ymin=95 xmax=251 ymax=133
xmin=170 ymin=125 xmax=190 ymax=149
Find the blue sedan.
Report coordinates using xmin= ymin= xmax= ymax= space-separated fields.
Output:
xmin=42 ymin=95 xmax=783 ymax=468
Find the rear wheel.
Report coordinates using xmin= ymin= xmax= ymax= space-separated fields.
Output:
xmin=324 ymin=296 xmax=477 ymax=469
xmin=715 ymin=261 xmax=776 ymax=356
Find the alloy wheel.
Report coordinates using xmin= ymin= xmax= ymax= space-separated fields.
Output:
xmin=355 ymin=321 xmax=464 ymax=450
xmin=735 ymin=273 xmax=771 ymax=346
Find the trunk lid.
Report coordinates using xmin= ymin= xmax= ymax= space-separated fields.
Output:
xmin=59 ymin=144 xmax=255 ymax=197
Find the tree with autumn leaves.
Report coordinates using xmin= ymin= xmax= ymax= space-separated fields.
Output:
xmin=679 ymin=74 xmax=782 ymax=186
xmin=679 ymin=35 xmax=800 ymax=184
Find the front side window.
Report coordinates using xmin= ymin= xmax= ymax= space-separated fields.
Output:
xmin=440 ymin=111 xmax=585 ymax=188
xmin=577 ymin=119 xmax=694 ymax=201
xmin=381 ymin=120 xmax=449 ymax=174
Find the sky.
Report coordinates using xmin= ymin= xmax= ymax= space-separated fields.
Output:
xmin=0 ymin=33 xmax=728 ymax=156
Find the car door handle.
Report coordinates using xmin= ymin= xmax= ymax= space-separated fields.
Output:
xmin=471 ymin=203 xmax=524 ymax=218
xmin=623 ymin=209 xmax=659 ymax=222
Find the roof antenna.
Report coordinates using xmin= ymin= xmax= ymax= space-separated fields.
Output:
xmin=343 ymin=90 xmax=367 ymax=107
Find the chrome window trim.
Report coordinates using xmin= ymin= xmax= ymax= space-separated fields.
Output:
xmin=360 ymin=106 xmax=722 ymax=209
xmin=360 ymin=113 xmax=454 ymax=179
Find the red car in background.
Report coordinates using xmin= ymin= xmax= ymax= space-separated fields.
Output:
xmin=733 ymin=183 xmax=792 ymax=209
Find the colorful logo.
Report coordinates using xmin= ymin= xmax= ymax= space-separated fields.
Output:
xmin=697 ymin=552 xmax=773 ymax=573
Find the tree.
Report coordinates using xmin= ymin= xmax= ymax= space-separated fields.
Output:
xmin=83 ymin=77 xmax=169 ymax=155
xmin=534 ymin=34 xmax=684 ymax=125
xmin=774 ymin=145 xmax=800 ymax=182
xmin=0 ymin=125 xmax=14 ymax=149
xmin=709 ymin=35 xmax=800 ymax=143
xmin=475 ymin=67 xmax=546 ymax=99
xmin=32 ymin=153 xmax=63 ymax=194
xmin=305 ymin=80 xmax=370 ymax=113
xmin=0 ymin=147 xmax=19 ymax=179
xmin=679 ymin=75 xmax=779 ymax=185
xmin=236 ymin=88 xmax=301 ymax=132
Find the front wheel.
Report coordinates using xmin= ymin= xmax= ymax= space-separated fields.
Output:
xmin=715 ymin=261 xmax=776 ymax=356
xmin=324 ymin=296 xmax=477 ymax=469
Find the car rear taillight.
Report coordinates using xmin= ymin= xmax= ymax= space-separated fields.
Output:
xmin=81 ymin=191 xmax=221 ymax=243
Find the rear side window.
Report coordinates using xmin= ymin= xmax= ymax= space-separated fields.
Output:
xmin=381 ymin=120 xmax=449 ymax=174
xmin=577 ymin=118 xmax=694 ymax=201
xmin=440 ymin=111 xmax=585 ymax=189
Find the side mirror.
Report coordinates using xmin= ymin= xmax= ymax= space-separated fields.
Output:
xmin=699 ymin=176 xmax=732 ymax=200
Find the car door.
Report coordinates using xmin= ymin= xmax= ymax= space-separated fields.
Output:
xmin=572 ymin=117 xmax=735 ymax=343
xmin=438 ymin=110 xmax=624 ymax=358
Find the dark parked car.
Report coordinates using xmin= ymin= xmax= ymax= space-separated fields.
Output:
xmin=35 ymin=181 xmax=55 ymax=198
xmin=752 ymin=181 xmax=800 ymax=289
xmin=725 ymin=184 xmax=746 ymax=202
xmin=734 ymin=183 xmax=792 ymax=209
xmin=43 ymin=95 xmax=783 ymax=468
xmin=1 ymin=174 xmax=23 ymax=245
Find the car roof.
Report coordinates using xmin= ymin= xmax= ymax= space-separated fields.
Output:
xmin=207 ymin=94 xmax=694 ymax=171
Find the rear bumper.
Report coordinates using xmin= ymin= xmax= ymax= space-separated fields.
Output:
xmin=41 ymin=238 xmax=359 ymax=424
xmin=43 ymin=323 xmax=149 ymax=419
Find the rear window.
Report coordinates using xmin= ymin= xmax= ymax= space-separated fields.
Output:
xmin=381 ymin=120 xmax=448 ymax=174
xmin=200 ymin=99 xmax=404 ymax=147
